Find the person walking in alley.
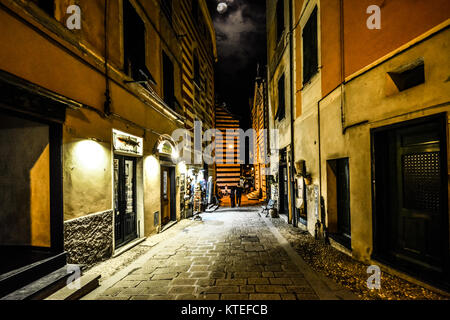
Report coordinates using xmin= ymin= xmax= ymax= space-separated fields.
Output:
xmin=236 ymin=184 xmax=242 ymax=207
xmin=230 ymin=186 xmax=236 ymax=207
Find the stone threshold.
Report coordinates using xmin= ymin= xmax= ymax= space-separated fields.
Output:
xmin=370 ymin=258 xmax=450 ymax=298
xmin=113 ymin=237 xmax=147 ymax=258
xmin=160 ymin=220 xmax=178 ymax=233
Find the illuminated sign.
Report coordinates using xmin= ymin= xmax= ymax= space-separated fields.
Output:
xmin=113 ymin=129 xmax=143 ymax=156
xmin=157 ymin=140 xmax=174 ymax=156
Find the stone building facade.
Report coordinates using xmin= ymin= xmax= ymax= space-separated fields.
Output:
xmin=250 ymin=69 xmax=269 ymax=201
xmin=0 ymin=0 xmax=216 ymax=296
xmin=267 ymin=0 xmax=450 ymax=290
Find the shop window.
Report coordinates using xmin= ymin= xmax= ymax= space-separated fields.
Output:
xmin=123 ymin=0 xmax=152 ymax=83
xmin=388 ymin=59 xmax=425 ymax=92
xmin=275 ymin=74 xmax=285 ymax=121
xmin=276 ymin=0 xmax=284 ymax=43
xmin=163 ymin=51 xmax=175 ymax=110
xmin=32 ymin=0 xmax=55 ymax=17
xmin=303 ymin=7 xmax=318 ymax=84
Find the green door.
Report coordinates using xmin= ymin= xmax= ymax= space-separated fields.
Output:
xmin=373 ymin=114 xmax=449 ymax=289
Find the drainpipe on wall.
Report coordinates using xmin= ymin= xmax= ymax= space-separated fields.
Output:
xmin=104 ymin=0 xmax=112 ymax=117
xmin=289 ymin=0 xmax=297 ymax=227
xmin=339 ymin=0 xmax=345 ymax=132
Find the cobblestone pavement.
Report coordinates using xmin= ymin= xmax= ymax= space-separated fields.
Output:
xmin=83 ymin=207 xmax=357 ymax=300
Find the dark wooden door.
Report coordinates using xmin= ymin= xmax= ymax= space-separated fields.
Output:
xmin=114 ymin=155 xmax=137 ymax=248
xmin=393 ymin=121 xmax=444 ymax=270
xmin=373 ymin=115 xmax=449 ymax=288
xmin=336 ymin=158 xmax=351 ymax=240
xmin=161 ymin=167 xmax=171 ymax=226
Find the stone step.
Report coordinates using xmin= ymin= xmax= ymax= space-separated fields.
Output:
xmin=1 ymin=264 xmax=78 ymax=300
xmin=0 ymin=252 xmax=67 ymax=298
xmin=45 ymin=274 xmax=100 ymax=300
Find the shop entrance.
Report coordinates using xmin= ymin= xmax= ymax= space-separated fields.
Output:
xmin=114 ymin=155 xmax=137 ymax=248
xmin=161 ymin=166 xmax=176 ymax=226
xmin=278 ymin=149 xmax=289 ymax=216
xmin=0 ymin=110 xmax=65 ymax=297
xmin=372 ymin=114 xmax=449 ymax=289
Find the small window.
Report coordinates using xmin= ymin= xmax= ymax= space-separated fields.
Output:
xmin=32 ymin=0 xmax=55 ymax=17
xmin=388 ymin=59 xmax=425 ymax=92
xmin=275 ymin=74 xmax=285 ymax=121
xmin=123 ymin=0 xmax=153 ymax=83
xmin=163 ymin=51 xmax=175 ymax=110
xmin=303 ymin=7 xmax=318 ymax=84
xmin=276 ymin=0 xmax=285 ymax=43
xmin=193 ymin=53 xmax=202 ymax=89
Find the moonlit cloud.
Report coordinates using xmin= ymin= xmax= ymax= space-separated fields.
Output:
xmin=212 ymin=0 xmax=265 ymax=73
xmin=207 ymin=0 xmax=266 ymax=126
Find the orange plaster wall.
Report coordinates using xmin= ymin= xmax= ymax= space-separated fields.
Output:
xmin=320 ymin=0 xmax=450 ymax=98
xmin=343 ymin=0 xmax=450 ymax=78
xmin=320 ymin=0 xmax=342 ymax=98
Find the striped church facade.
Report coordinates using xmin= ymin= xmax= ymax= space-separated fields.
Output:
xmin=215 ymin=105 xmax=241 ymax=191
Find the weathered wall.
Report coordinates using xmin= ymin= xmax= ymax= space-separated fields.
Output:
xmin=320 ymin=0 xmax=450 ymax=97
xmin=292 ymin=0 xmax=322 ymax=233
xmin=64 ymin=210 xmax=113 ymax=265
xmin=320 ymin=27 xmax=450 ymax=262
xmin=143 ymin=155 xmax=162 ymax=236
xmin=0 ymin=0 xmax=215 ymax=261
xmin=0 ymin=114 xmax=50 ymax=247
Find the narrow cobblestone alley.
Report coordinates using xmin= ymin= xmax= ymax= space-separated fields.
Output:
xmin=83 ymin=208 xmax=356 ymax=301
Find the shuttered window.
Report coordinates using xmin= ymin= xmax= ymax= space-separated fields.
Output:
xmin=123 ymin=0 xmax=154 ymax=84
xmin=303 ymin=7 xmax=318 ymax=84
xmin=276 ymin=74 xmax=285 ymax=121
xmin=276 ymin=0 xmax=285 ymax=43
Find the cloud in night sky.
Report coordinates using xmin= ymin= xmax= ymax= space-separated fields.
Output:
xmin=207 ymin=0 xmax=266 ymax=127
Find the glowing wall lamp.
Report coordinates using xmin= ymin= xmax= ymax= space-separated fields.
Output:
xmin=144 ymin=155 xmax=159 ymax=177
xmin=74 ymin=139 xmax=105 ymax=170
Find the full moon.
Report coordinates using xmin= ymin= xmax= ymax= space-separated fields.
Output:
xmin=217 ymin=2 xmax=228 ymax=14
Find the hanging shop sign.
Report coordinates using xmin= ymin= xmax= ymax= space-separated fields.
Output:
xmin=154 ymin=136 xmax=179 ymax=162
xmin=157 ymin=140 xmax=174 ymax=156
xmin=113 ymin=129 xmax=143 ymax=156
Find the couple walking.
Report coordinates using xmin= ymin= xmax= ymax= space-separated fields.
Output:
xmin=228 ymin=185 xmax=242 ymax=208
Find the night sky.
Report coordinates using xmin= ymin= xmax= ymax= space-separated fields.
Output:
xmin=206 ymin=0 xmax=267 ymax=129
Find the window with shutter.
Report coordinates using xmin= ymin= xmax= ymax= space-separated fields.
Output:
xmin=276 ymin=74 xmax=286 ymax=121
xmin=276 ymin=0 xmax=285 ymax=43
xmin=303 ymin=7 xmax=318 ymax=84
